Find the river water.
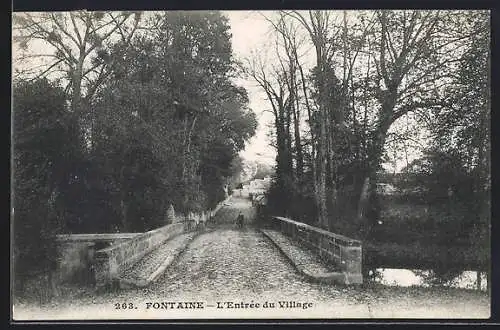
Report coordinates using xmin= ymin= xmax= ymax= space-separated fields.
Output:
xmin=373 ymin=268 xmax=488 ymax=291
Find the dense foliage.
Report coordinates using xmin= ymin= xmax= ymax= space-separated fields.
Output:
xmin=249 ymin=10 xmax=489 ymax=272
xmin=12 ymin=11 xmax=257 ymax=288
xmin=13 ymin=78 xmax=80 ymax=291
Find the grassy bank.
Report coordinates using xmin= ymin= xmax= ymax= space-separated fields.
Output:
xmin=364 ymin=197 xmax=489 ymax=271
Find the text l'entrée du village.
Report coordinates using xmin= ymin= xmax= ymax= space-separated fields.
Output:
xmin=114 ymin=301 xmax=314 ymax=310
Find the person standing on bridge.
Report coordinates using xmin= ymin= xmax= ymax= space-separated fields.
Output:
xmin=236 ymin=211 xmax=244 ymax=229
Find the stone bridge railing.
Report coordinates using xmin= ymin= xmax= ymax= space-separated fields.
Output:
xmin=93 ymin=222 xmax=185 ymax=288
xmin=93 ymin=195 xmax=233 ymax=288
xmin=56 ymin=233 xmax=139 ymax=242
xmin=55 ymin=233 xmax=141 ymax=284
xmin=272 ymin=216 xmax=363 ymax=284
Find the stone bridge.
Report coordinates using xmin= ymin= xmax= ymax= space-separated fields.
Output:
xmin=14 ymin=188 xmax=491 ymax=320
xmin=14 ymin=193 xmax=491 ymax=320
xmin=54 ymin=193 xmax=362 ymax=291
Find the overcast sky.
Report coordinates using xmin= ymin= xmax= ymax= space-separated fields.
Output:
xmin=224 ymin=11 xmax=277 ymax=166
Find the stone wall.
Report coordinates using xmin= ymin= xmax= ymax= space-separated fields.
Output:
xmin=272 ymin=216 xmax=363 ymax=284
xmin=55 ymin=233 xmax=140 ymax=285
xmin=93 ymin=195 xmax=233 ymax=288
xmin=55 ymin=241 xmax=95 ymax=284
xmin=93 ymin=223 xmax=185 ymax=288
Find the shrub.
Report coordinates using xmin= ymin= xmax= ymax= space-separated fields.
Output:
xmin=13 ymin=78 xmax=75 ymax=294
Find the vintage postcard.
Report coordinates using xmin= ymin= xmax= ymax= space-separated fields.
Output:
xmin=11 ymin=9 xmax=491 ymax=321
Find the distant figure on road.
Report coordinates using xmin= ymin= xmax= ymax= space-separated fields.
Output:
xmin=236 ymin=212 xmax=244 ymax=229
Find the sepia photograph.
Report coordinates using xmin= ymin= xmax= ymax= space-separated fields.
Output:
xmin=11 ymin=9 xmax=491 ymax=321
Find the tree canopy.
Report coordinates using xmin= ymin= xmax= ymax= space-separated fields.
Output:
xmin=12 ymin=11 xmax=257 ymax=286
xmin=246 ymin=10 xmax=490 ymax=242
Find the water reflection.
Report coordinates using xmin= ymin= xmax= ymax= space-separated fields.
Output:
xmin=371 ymin=268 xmax=488 ymax=291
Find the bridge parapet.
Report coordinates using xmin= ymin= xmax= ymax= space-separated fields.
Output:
xmin=56 ymin=233 xmax=139 ymax=244
xmin=54 ymin=233 xmax=142 ymax=285
xmin=272 ymin=216 xmax=363 ymax=284
xmin=93 ymin=195 xmax=233 ymax=288
xmin=94 ymin=223 xmax=185 ymax=288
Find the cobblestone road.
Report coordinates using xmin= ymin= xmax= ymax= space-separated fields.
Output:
xmin=142 ymin=197 xmax=347 ymax=305
xmin=13 ymin=197 xmax=490 ymax=320
xmin=147 ymin=227 xmax=338 ymax=302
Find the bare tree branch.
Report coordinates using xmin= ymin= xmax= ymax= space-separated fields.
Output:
xmin=29 ymin=58 xmax=64 ymax=82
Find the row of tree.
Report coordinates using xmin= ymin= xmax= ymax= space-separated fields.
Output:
xmin=13 ymin=11 xmax=257 ymax=290
xmin=247 ymin=10 xmax=490 ymax=242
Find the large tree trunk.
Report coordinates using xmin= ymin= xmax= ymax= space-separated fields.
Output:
xmin=71 ymin=53 xmax=85 ymax=114
xmin=181 ymin=115 xmax=198 ymax=208
xmin=317 ymin=55 xmax=330 ymax=230
xmin=292 ymin=106 xmax=303 ymax=180
xmin=356 ymin=176 xmax=370 ymax=221
xmin=296 ymin=53 xmax=321 ymax=224
xmin=291 ymin=76 xmax=304 ymax=181
xmin=275 ymin=113 xmax=288 ymax=182
xmin=317 ymin=108 xmax=329 ymax=229
xmin=70 ymin=53 xmax=86 ymax=152
xmin=326 ymin=107 xmax=338 ymax=214
xmin=285 ymin=102 xmax=294 ymax=176
xmin=356 ymin=95 xmax=394 ymax=236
